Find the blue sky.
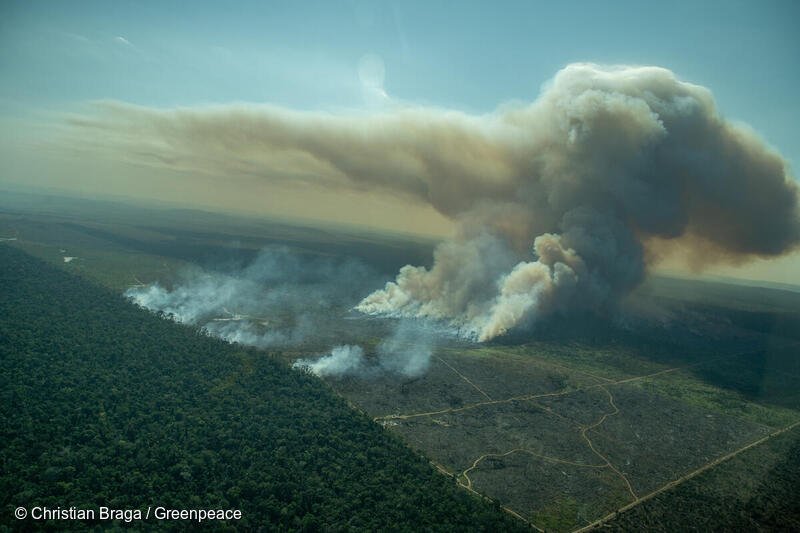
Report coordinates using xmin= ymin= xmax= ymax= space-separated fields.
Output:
xmin=1 ymin=0 xmax=798 ymax=167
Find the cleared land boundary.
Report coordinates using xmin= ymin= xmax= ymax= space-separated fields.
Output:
xmin=383 ymin=350 xmax=798 ymax=531
xmin=571 ymin=419 xmax=800 ymax=532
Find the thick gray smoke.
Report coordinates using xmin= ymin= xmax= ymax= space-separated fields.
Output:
xmin=81 ymin=64 xmax=800 ymax=340
xmin=356 ymin=65 xmax=800 ymax=339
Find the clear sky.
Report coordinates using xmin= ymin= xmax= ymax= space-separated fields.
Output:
xmin=1 ymin=0 xmax=798 ymax=283
xmin=1 ymin=1 xmax=797 ymax=146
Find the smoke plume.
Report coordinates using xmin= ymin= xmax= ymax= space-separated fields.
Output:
xmin=293 ymin=345 xmax=367 ymax=377
xmin=78 ymin=64 xmax=800 ymax=340
xmin=125 ymin=248 xmax=440 ymax=377
xmin=293 ymin=319 xmax=437 ymax=378
xmin=125 ymin=247 xmax=377 ymax=348
xmin=376 ymin=319 xmax=434 ymax=377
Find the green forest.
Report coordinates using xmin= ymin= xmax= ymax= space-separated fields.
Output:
xmin=0 ymin=244 xmax=526 ymax=531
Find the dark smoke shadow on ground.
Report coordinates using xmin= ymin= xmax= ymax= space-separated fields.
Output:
xmin=679 ymin=304 xmax=800 ymax=409
xmin=486 ymin=294 xmax=800 ymax=411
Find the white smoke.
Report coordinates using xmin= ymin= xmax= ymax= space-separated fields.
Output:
xmin=125 ymin=275 xmax=256 ymax=325
xmin=291 ymin=319 xmax=438 ymax=378
xmin=125 ymin=247 xmax=448 ymax=379
xmin=294 ymin=345 xmax=367 ymax=377
xmin=125 ymin=247 xmax=377 ymax=348
xmin=376 ymin=319 xmax=435 ymax=377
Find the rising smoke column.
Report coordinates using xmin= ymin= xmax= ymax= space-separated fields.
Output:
xmin=72 ymin=64 xmax=800 ymax=340
xmin=357 ymin=65 xmax=800 ymax=339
